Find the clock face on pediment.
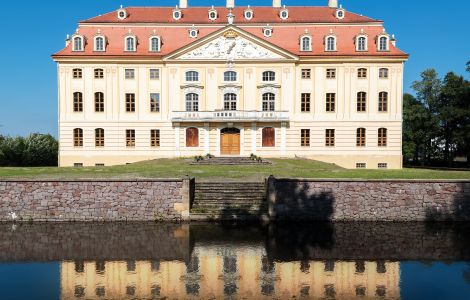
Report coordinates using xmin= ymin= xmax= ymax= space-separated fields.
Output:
xmin=173 ymin=29 xmax=292 ymax=61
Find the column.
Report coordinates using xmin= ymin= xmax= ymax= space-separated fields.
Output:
xmin=174 ymin=122 xmax=180 ymax=156
xmin=204 ymin=122 xmax=210 ymax=154
xmin=281 ymin=122 xmax=287 ymax=156
xmin=251 ymin=122 xmax=257 ymax=154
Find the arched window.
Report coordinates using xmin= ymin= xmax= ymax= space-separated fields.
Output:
xmin=301 ymin=36 xmax=311 ymax=51
xmin=224 ymin=71 xmax=237 ymax=82
xmin=262 ymin=127 xmax=275 ymax=147
xmin=378 ymin=92 xmax=388 ymax=112
xmin=262 ymin=71 xmax=275 ymax=82
xmin=125 ymin=36 xmax=136 ymax=52
xmin=186 ymin=127 xmax=199 ymax=147
xmin=379 ymin=68 xmax=389 ymax=79
xmin=94 ymin=36 xmax=105 ymax=52
xmin=356 ymin=36 xmax=367 ymax=51
xmin=358 ymin=68 xmax=367 ymax=78
xmin=262 ymin=93 xmax=275 ymax=111
xmin=185 ymin=71 xmax=199 ymax=82
xmin=326 ymin=36 xmax=336 ymax=51
xmin=73 ymin=92 xmax=83 ymax=112
xmin=149 ymin=36 xmax=160 ymax=52
xmin=378 ymin=128 xmax=387 ymax=147
xmin=224 ymin=93 xmax=237 ymax=111
xmin=95 ymin=92 xmax=104 ymax=112
xmin=95 ymin=128 xmax=104 ymax=147
xmin=73 ymin=128 xmax=83 ymax=147
xmin=378 ymin=36 xmax=389 ymax=51
xmin=356 ymin=128 xmax=366 ymax=147
xmin=357 ymin=92 xmax=367 ymax=112
xmin=185 ymin=93 xmax=199 ymax=111
xmin=73 ymin=36 xmax=83 ymax=51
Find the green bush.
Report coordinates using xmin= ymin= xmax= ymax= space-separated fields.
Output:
xmin=0 ymin=134 xmax=58 ymax=166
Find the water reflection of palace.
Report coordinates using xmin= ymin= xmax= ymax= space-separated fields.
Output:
xmin=61 ymin=245 xmax=400 ymax=299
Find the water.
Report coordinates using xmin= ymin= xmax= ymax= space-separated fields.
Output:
xmin=0 ymin=222 xmax=469 ymax=300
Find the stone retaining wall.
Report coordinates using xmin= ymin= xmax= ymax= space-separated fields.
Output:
xmin=0 ymin=179 xmax=191 ymax=222
xmin=269 ymin=178 xmax=470 ymax=221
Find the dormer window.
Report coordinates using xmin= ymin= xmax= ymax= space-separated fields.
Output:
xmin=72 ymin=35 xmax=84 ymax=52
xmin=189 ymin=26 xmax=198 ymax=39
xmin=94 ymin=36 xmax=105 ymax=52
xmin=300 ymin=35 xmax=312 ymax=52
xmin=244 ymin=7 xmax=253 ymax=20
xmin=356 ymin=35 xmax=368 ymax=52
xmin=280 ymin=6 xmax=289 ymax=20
xmin=325 ymin=35 xmax=337 ymax=51
xmin=336 ymin=8 xmax=345 ymax=19
xmin=377 ymin=35 xmax=390 ymax=51
xmin=173 ymin=7 xmax=182 ymax=20
xmin=208 ymin=7 xmax=217 ymax=20
xmin=149 ymin=36 xmax=161 ymax=52
xmin=117 ymin=8 xmax=127 ymax=20
xmin=263 ymin=25 xmax=273 ymax=38
xmin=125 ymin=36 xmax=136 ymax=52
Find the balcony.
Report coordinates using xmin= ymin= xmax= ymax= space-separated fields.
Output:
xmin=171 ymin=110 xmax=290 ymax=123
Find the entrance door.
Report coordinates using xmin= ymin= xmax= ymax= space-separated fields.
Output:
xmin=220 ymin=128 xmax=240 ymax=156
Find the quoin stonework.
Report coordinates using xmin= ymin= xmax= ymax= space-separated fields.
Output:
xmin=52 ymin=0 xmax=408 ymax=169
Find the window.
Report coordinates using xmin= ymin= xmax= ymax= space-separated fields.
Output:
xmin=224 ymin=93 xmax=237 ymax=111
xmin=263 ymin=27 xmax=273 ymax=37
xmin=208 ymin=10 xmax=217 ymax=20
xmin=336 ymin=9 xmax=345 ymax=19
xmin=126 ymin=286 xmax=136 ymax=296
xmin=262 ymin=127 xmax=275 ymax=147
xmin=73 ymin=92 xmax=83 ymax=112
xmin=325 ymin=129 xmax=335 ymax=147
xmin=75 ymin=286 xmax=85 ymax=298
xmin=324 ymin=284 xmax=336 ymax=298
xmin=358 ymin=68 xmax=367 ymax=78
xmin=125 ymin=69 xmax=135 ymax=79
xmin=355 ymin=261 xmax=365 ymax=273
xmin=186 ymin=71 xmax=199 ymax=82
xmin=185 ymin=93 xmax=199 ymax=111
xmin=356 ymin=163 xmax=366 ymax=169
xmin=95 ymin=92 xmax=104 ymax=112
xmin=376 ymin=285 xmax=387 ymax=298
xmin=356 ymin=128 xmax=366 ymax=147
xmin=301 ymin=129 xmax=310 ymax=147
xmin=301 ymin=69 xmax=311 ymax=79
xmin=96 ymin=262 xmax=105 ymax=274
xmin=74 ymin=163 xmax=83 ymax=167
xmin=378 ymin=36 xmax=389 ymax=51
xmin=376 ymin=261 xmax=387 ymax=273
xmin=262 ymin=93 xmax=275 ymax=111
xmin=150 ymin=69 xmax=160 ymax=80
xmin=357 ymin=92 xmax=367 ymax=112
xmin=301 ymin=93 xmax=311 ymax=112
xmin=326 ymin=68 xmax=336 ymax=79
xmin=326 ymin=93 xmax=336 ymax=112
xmin=126 ymin=129 xmax=135 ymax=147
xmin=378 ymin=163 xmax=388 ymax=169
xmin=73 ymin=36 xmax=83 ymax=51
xmin=150 ymin=129 xmax=160 ymax=147
xmin=324 ymin=260 xmax=335 ymax=272
xmin=378 ymin=92 xmax=388 ymax=112
xmin=301 ymin=36 xmax=311 ymax=51
xmin=356 ymin=286 xmax=366 ymax=297
xmin=186 ymin=127 xmax=199 ymax=147
xmin=244 ymin=10 xmax=253 ymax=20
xmin=378 ymin=128 xmax=387 ymax=147
xmin=150 ymin=93 xmax=160 ymax=112
xmin=75 ymin=261 xmax=85 ymax=273
xmin=125 ymin=36 xmax=136 ymax=52
xmin=117 ymin=8 xmax=127 ymax=20
xmin=357 ymin=36 xmax=367 ymax=51
xmin=173 ymin=9 xmax=181 ymax=20
xmin=127 ymin=261 xmax=136 ymax=272
xmin=94 ymin=36 xmax=105 ymax=52
xmin=326 ymin=36 xmax=336 ymax=51
xmin=73 ymin=128 xmax=83 ymax=147
xmin=96 ymin=287 xmax=105 ymax=297
xmin=149 ymin=37 xmax=161 ymax=52
xmin=95 ymin=128 xmax=104 ymax=147
xmin=94 ymin=68 xmax=104 ymax=79
xmin=73 ymin=68 xmax=82 ymax=79
xmin=125 ymin=93 xmax=135 ymax=112
xmin=224 ymin=71 xmax=237 ymax=82
xmin=262 ymin=71 xmax=275 ymax=81
xmin=280 ymin=9 xmax=289 ymax=20
xmin=189 ymin=29 xmax=198 ymax=38
xmin=379 ymin=68 xmax=389 ymax=79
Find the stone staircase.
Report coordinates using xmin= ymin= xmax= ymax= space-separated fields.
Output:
xmin=191 ymin=157 xmax=271 ymax=165
xmin=190 ymin=181 xmax=268 ymax=221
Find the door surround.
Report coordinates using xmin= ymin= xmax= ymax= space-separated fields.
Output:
xmin=220 ymin=127 xmax=241 ymax=156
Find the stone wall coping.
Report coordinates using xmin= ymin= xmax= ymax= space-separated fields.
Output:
xmin=274 ymin=178 xmax=470 ymax=183
xmin=0 ymin=178 xmax=186 ymax=183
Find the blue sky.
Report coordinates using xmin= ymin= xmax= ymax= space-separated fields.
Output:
xmin=0 ymin=0 xmax=468 ymax=136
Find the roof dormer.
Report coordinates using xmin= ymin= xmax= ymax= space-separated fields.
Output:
xmin=117 ymin=6 xmax=127 ymax=20
xmin=335 ymin=5 xmax=345 ymax=20
xmin=208 ymin=6 xmax=218 ymax=21
xmin=189 ymin=25 xmax=198 ymax=39
xmin=263 ymin=24 xmax=273 ymax=38
xmin=280 ymin=5 xmax=289 ymax=20
xmin=173 ymin=6 xmax=182 ymax=20
xmin=244 ymin=6 xmax=254 ymax=20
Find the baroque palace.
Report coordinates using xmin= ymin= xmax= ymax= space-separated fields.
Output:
xmin=52 ymin=0 xmax=408 ymax=169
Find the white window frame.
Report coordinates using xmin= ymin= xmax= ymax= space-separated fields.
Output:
xmin=244 ymin=9 xmax=253 ymax=20
xmin=336 ymin=8 xmax=345 ymax=20
xmin=223 ymin=71 xmax=237 ymax=82
xmin=208 ymin=9 xmax=217 ymax=21
xmin=94 ymin=35 xmax=106 ymax=52
xmin=185 ymin=70 xmax=199 ymax=82
xmin=280 ymin=8 xmax=289 ymax=20
xmin=125 ymin=36 xmax=136 ymax=52
xmin=377 ymin=35 xmax=390 ymax=51
xmin=189 ymin=27 xmax=198 ymax=39
xmin=149 ymin=36 xmax=161 ymax=52
xmin=356 ymin=35 xmax=368 ymax=52
xmin=300 ymin=35 xmax=312 ymax=52
xmin=72 ymin=35 xmax=84 ymax=52
xmin=117 ymin=8 xmax=127 ymax=20
xmin=263 ymin=26 xmax=273 ymax=38
xmin=173 ymin=9 xmax=182 ymax=20
xmin=379 ymin=68 xmax=389 ymax=79
xmin=325 ymin=35 xmax=337 ymax=52
xmin=262 ymin=71 xmax=276 ymax=82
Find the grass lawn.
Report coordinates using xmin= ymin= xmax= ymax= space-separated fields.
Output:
xmin=0 ymin=158 xmax=469 ymax=181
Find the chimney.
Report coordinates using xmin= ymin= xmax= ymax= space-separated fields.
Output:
xmin=226 ymin=0 xmax=235 ymax=9
xmin=273 ymin=0 xmax=281 ymax=8
xmin=179 ymin=0 xmax=187 ymax=9
xmin=65 ymin=34 xmax=70 ymax=47
xmin=328 ymin=0 xmax=338 ymax=8
xmin=391 ymin=34 xmax=396 ymax=47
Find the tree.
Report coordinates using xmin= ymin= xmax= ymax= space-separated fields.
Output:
xmin=0 ymin=136 xmax=26 ymax=166
xmin=466 ymin=60 xmax=470 ymax=73
xmin=23 ymin=133 xmax=58 ymax=166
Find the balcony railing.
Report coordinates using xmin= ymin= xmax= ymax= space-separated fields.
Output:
xmin=171 ymin=110 xmax=290 ymax=122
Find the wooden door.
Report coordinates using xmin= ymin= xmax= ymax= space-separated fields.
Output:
xmin=221 ymin=129 xmax=240 ymax=155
